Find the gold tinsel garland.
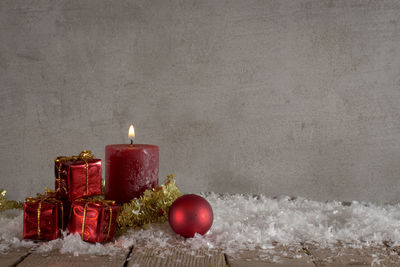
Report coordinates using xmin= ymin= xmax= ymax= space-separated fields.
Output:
xmin=0 ymin=189 xmax=24 ymax=211
xmin=116 ymin=174 xmax=182 ymax=234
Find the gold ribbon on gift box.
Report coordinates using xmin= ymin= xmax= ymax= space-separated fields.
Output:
xmin=55 ymin=150 xmax=94 ymax=196
xmin=78 ymin=199 xmax=115 ymax=241
xmin=26 ymin=192 xmax=65 ymax=238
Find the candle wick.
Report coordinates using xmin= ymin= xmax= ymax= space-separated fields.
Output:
xmin=131 ymin=139 xmax=133 ymax=145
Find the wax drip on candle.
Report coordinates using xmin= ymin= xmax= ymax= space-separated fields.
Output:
xmin=129 ymin=125 xmax=135 ymax=145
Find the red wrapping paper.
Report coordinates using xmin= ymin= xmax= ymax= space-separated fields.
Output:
xmin=55 ymin=151 xmax=102 ymax=201
xmin=68 ymin=199 xmax=119 ymax=243
xmin=23 ymin=197 xmax=65 ymax=240
xmin=43 ymin=190 xmax=69 ymax=230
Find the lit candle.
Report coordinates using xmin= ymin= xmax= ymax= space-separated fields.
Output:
xmin=129 ymin=124 xmax=135 ymax=144
xmin=105 ymin=125 xmax=159 ymax=204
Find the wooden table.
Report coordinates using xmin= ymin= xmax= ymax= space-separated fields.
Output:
xmin=2 ymin=241 xmax=400 ymax=266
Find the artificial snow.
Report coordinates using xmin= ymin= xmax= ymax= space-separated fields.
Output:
xmin=1 ymin=193 xmax=400 ymax=260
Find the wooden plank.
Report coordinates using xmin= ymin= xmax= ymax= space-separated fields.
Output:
xmin=127 ymin=245 xmax=226 ymax=267
xmin=385 ymin=242 xmax=400 ymax=256
xmin=225 ymin=245 xmax=315 ymax=267
xmin=2 ymin=242 xmax=399 ymax=267
xmin=226 ymin=259 xmax=314 ymax=267
xmin=0 ymin=249 xmax=31 ymax=267
xmin=304 ymin=242 xmax=400 ymax=267
xmin=17 ymin=250 xmax=129 ymax=267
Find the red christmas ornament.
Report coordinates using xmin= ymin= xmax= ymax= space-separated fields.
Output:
xmin=168 ymin=194 xmax=213 ymax=238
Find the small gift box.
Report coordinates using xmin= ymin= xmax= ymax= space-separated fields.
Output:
xmin=68 ymin=199 xmax=119 ymax=243
xmin=23 ymin=194 xmax=66 ymax=240
xmin=55 ymin=150 xmax=102 ymax=201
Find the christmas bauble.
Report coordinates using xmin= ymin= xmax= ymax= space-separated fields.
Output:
xmin=168 ymin=194 xmax=213 ymax=238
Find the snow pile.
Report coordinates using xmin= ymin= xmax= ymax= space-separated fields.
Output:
xmin=35 ymin=233 xmax=123 ymax=256
xmin=1 ymin=193 xmax=400 ymax=256
xmin=0 ymin=210 xmax=35 ymax=252
xmin=204 ymin=193 xmax=400 ymax=250
xmin=120 ymin=193 xmax=400 ymax=254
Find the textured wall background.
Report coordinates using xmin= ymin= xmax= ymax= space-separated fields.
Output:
xmin=1 ymin=0 xmax=400 ymax=202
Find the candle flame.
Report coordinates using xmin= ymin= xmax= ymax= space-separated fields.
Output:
xmin=129 ymin=125 xmax=135 ymax=140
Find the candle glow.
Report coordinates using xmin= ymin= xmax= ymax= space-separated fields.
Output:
xmin=129 ymin=125 xmax=135 ymax=140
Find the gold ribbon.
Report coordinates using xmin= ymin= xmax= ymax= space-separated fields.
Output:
xmin=26 ymin=193 xmax=65 ymax=237
xmin=26 ymin=195 xmax=45 ymax=238
xmin=81 ymin=202 xmax=89 ymax=240
xmin=55 ymin=150 xmax=94 ymax=196
xmin=78 ymin=199 xmax=115 ymax=241
xmin=37 ymin=201 xmax=42 ymax=238
xmin=56 ymin=164 xmax=62 ymax=191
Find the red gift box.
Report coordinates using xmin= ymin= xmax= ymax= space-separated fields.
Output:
xmin=23 ymin=195 xmax=66 ymax=240
xmin=55 ymin=150 xmax=102 ymax=201
xmin=68 ymin=199 xmax=119 ymax=243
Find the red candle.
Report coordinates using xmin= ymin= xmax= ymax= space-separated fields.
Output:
xmin=105 ymin=125 xmax=159 ymax=204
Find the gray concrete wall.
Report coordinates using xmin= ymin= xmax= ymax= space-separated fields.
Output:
xmin=1 ymin=0 xmax=400 ymax=203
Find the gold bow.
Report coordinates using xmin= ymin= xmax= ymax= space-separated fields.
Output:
xmin=26 ymin=193 xmax=65 ymax=237
xmin=79 ymin=199 xmax=116 ymax=241
xmin=54 ymin=150 xmax=94 ymax=163
xmin=55 ymin=150 xmax=94 ymax=196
